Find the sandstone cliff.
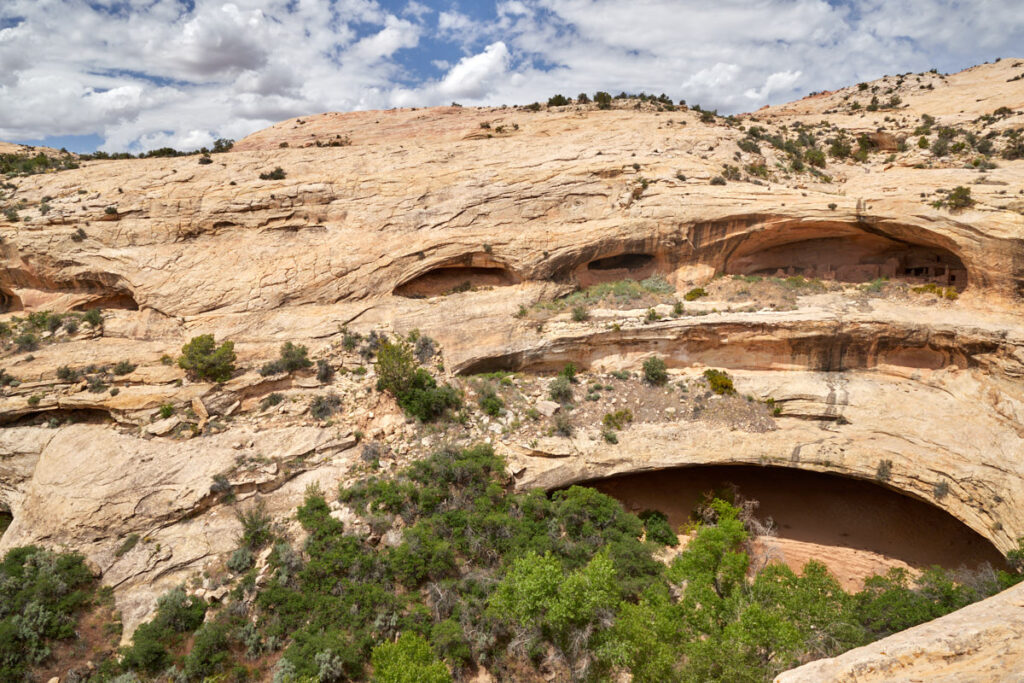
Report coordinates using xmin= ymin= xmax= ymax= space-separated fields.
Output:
xmin=0 ymin=58 xmax=1023 ymax=676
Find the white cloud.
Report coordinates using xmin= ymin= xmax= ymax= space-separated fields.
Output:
xmin=403 ymin=1 xmax=432 ymax=19
xmin=0 ymin=0 xmax=1020 ymax=151
xmin=349 ymin=16 xmax=421 ymax=62
xmin=744 ymin=70 xmax=803 ymax=101
xmin=171 ymin=4 xmax=271 ymax=77
xmin=437 ymin=42 xmax=512 ymax=99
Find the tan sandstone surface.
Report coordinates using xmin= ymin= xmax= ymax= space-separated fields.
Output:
xmin=1 ymin=58 xmax=1023 ymax=676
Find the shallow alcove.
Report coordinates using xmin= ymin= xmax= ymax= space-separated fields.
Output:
xmin=394 ymin=254 xmax=521 ymax=298
xmin=582 ymin=465 xmax=1004 ymax=589
xmin=576 ymin=252 xmax=660 ymax=287
xmin=587 ymin=253 xmax=656 ymax=271
xmin=0 ymin=407 xmax=115 ymax=428
xmin=73 ymin=290 xmax=139 ymax=311
xmin=0 ymin=509 xmax=11 ymax=540
xmin=724 ymin=227 xmax=968 ymax=288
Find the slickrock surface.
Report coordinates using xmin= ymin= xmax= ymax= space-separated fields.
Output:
xmin=776 ymin=581 xmax=1024 ymax=682
xmin=1 ymin=58 xmax=1023 ymax=675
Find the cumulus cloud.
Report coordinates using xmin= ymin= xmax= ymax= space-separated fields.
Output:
xmin=744 ymin=70 xmax=803 ymax=102
xmin=172 ymin=4 xmax=271 ymax=77
xmin=438 ymin=42 xmax=511 ymax=99
xmin=0 ymin=0 xmax=1020 ymax=152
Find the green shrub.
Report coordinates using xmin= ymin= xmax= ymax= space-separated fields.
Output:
xmin=158 ymin=403 xmax=174 ymax=419
xmin=639 ymin=510 xmax=678 ymax=546
xmin=178 ymin=334 xmax=236 ymax=382
xmin=558 ymin=363 xmax=578 ymax=383
xmin=594 ymin=91 xmax=612 ymax=109
xmin=237 ymin=500 xmax=273 ymax=550
xmin=227 ymin=547 xmax=254 ymax=573
xmin=547 ymin=94 xmax=569 ymax=107
xmin=0 ymin=546 xmax=95 ymax=680
xmin=82 ymin=308 xmax=102 ymax=327
xmin=371 ymin=633 xmax=451 ymax=683
xmin=946 ymin=186 xmax=975 ymax=209
xmin=376 ymin=340 xmax=461 ymax=421
xmin=87 ymin=375 xmax=107 ymax=393
xmin=260 ymin=392 xmax=284 ymax=410
xmin=259 ymin=167 xmax=286 ymax=180
xmin=642 ymin=357 xmax=668 ymax=385
xmin=316 ymin=359 xmax=334 ymax=383
xmin=710 ymin=176 xmax=726 ymax=185
xmin=113 ymin=360 xmax=136 ymax=375
xmin=431 ymin=618 xmax=471 ymax=667
xmin=477 ymin=384 xmax=504 ymax=416
xmin=549 ymin=376 xmax=573 ymax=403
xmin=737 ymin=138 xmax=761 ymax=154
xmin=310 ymin=393 xmax=341 ymax=420
xmin=261 ymin=341 xmax=313 ymax=376
xmin=488 ymin=549 xmax=618 ymax=677
xmin=876 ymin=459 xmax=893 ymax=481
xmin=571 ymin=304 xmax=590 ymax=322
xmin=152 ymin=586 xmax=206 ymax=631
xmin=829 ymin=137 xmax=851 ymax=159
xmin=553 ymin=413 xmax=574 ymax=437
xmin=805 ymin=148 xmax=826 ymax=168
xmin=15 ymin=332 xmax=38 ymax=352
xmin=121 ymin=586 xmax=206 ymax=673
xmin=376 ymin=339 xmax=418 ymax=395
xmin=684 ymin=287 xmax=707 ymax=301
xmin=181 ymin=622 xmax=229 ymax=680
xmin=703 ymin=368 xmax=735 ymax=395
xmin=602 ymin=409 xmax=633 ymax=430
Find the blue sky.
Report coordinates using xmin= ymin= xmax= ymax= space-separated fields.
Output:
xmin=1 ymin=0 xmax=1021 ymax=153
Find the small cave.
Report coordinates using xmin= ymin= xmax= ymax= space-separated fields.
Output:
xmin=724 ymin=229 xmax=968 ymax=289
xmin=582 ymin=465 xmax=1004 ymax=589
xmin=0 ymin=285 xmax=23 ymax=313
xmin=394 ymin=259 xmax=521 ymax=298
xmin=577 ymin=252 xmax=659 ymax=287
xmin=0 ymin=508 xmax=11 ymax=540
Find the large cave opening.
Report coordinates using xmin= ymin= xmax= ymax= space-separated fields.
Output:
xmin=584 ymin=465 xmax=1003 ymax=589
xmin=724 ymin=229 xmax=968 ymax=288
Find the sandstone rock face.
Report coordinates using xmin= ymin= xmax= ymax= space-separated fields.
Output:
xmin=0 ymin=59 xmax=1023 ymax=673
xmin=776 ymin=581 xmax=1024 ymax=682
